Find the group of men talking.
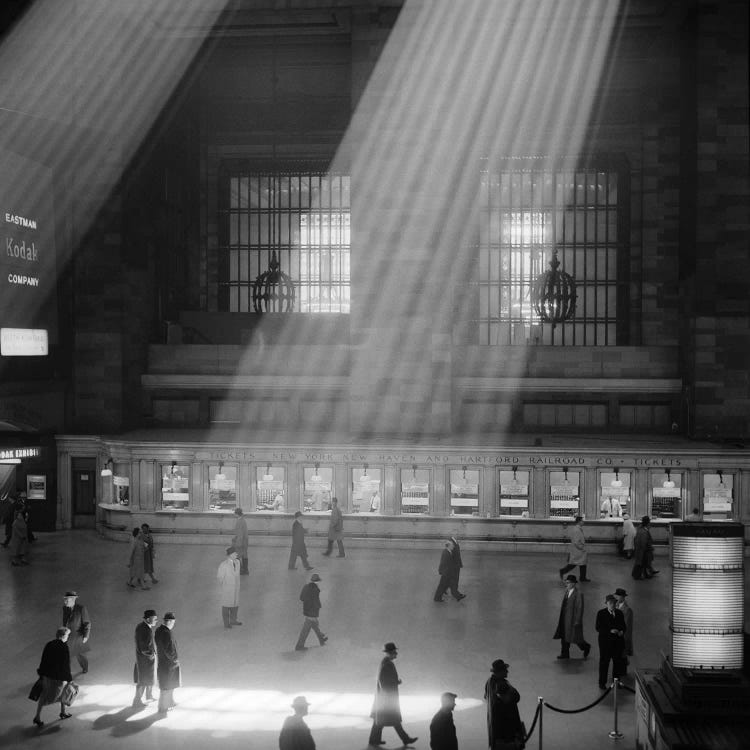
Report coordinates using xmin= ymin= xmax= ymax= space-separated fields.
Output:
xmin=133 ymin=610 xmax=181 ymax=714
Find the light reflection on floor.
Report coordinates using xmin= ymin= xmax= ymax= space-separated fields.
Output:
xmin=76 ymin=684 xmax=483 ymax=732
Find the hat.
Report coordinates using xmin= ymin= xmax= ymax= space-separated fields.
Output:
xmin=641 ymin=515 xmax=650 ymax=525
xmin=575 ymin=515 xmax=584 ymax=523
xmin=291 ymin=696 xmax=310 ymax=709
xmin=144 ymin=609 xmax=157 ymax=618
xmin=163 ymin=612 xmax=176 ymax=621
xmin=614 ymin=588 xmax=627 ymax=597
xmin=491 ymin=659 xmax=509 ymax=673
xmin=234 ymin=507 xmax=243 ymax=516
xmin=310 ymin=573 xmax=322 ymax=582
xmin=383 ymin=642 xmax=398 ymax=652
xmin=565 ymin=574 xmax=578 ymax=583
xmin=64 ymin=591 xmax=78 ymax=597
xmin=294 ymin=511 xmax=302 ymax=518
xmin=226 ymin=546 xmax=236 ymax=555
xmin=605 ymin=594 xmax=616 ymax=603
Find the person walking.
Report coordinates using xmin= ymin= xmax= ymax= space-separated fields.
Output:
xmin=620 ymin=513 xmax=636 ymax=559
xmin=559 ymin=516 xmax=590 ymax=582
xmin=154 ymin=612 xmax=180 ymax=714
xmin=434 ymin=541 xmax=456 ymax=602
xmin=368 ymin=642 xmax=418 ymax=747
xmin=430 ymin=691 xmax=458 ymax=750
xmin=217 ymin=546 xmax=242 ymax=629
xmin=484 ymin=659 xmax=524 ymax=750
xmin=8 ymin=509 xmax=29 ymax=565
xmin=132 ymin=609 xmax=158 ymax=707
xmin=595 ymin=594 xmax=627 ymax=690
xmin=553 ymin=574 xmax=591 ymax=660
xmin=633 ymin=516 xmax=659 ymax=579
xmin=127 ymin=527 xmax=150 ymax=590
xmin=279 ymin=695 xmax=316 ymax=750
xmin=288 ymin=511 xmax=313 ymax=571
xmin=62 ymin=591 xmax=91 ymax=674
xmin=232 ymin=508 xmax=250 ymax=574
xmin=0 ymin=492 xmax=13 ymax=547
xmin=295 ymin=573 xmax=327 ymax=650
xmin=322 ymin=497 xmax=345 ymax=557
xmin=614 ymin=587 xmax=634 ymax=672
xmin=141 ymin=523 xmax=159 ymax=584
xmin=32 ymin=626 xmax=73 ymax=727
xmin=448 ymin=535 xmax=466 ymax=600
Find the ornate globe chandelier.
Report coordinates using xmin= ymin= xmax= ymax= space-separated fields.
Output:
xmin=251 ymin=250 xmax=296 ymax=313
xmin=532 ymin=249 xmax=577 ymax=328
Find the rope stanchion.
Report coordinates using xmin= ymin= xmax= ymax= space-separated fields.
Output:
xmin=608 ymin=678 xmax=625 ymax=739
xmin=522 ymin=698 xmax=543 ymax=747
xmin=543 ymin=685 xmax=612 ymax=713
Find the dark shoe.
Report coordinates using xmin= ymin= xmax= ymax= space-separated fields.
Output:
xmin=132 ymin=700 xmax=146 ymax=708
xmin=433 ymin=598 xmax=444 ymax=602
xmin=583 ymin=643 xmax=591 ymax=659
xmin=336 ymin=554 xmax=346 ymax=558
xmin=295 ymin=645 xmax=307 ymax=651
xmin=33 ymin=718 xmax=44 ymax=727
xmin=649 ymin=569 xmax=660 ymax=575
xmin=231 ymin=621 xmax=242 ymax=626
xmin=304 ymin=566 xmax=314 ymax=571
xmin=151 ymin=578 xmax=159 ymax=584
xmin=322 ymin=552 xmax=331 ymax=556
xmin=320 ymin=635 xmax=328 ymax=644
xmin=404 ymin=736 xmax=418 ymax=746
xmin=20 ymin=559 xmax=30 ymax=565
xmin=59 ymin=712 xmax=72 ymax=720
xmin=455 ymin=593 xmax=466 ymax=600
xmin=81 ymin=669 xmax=88 ymax=674
xmin=126 ymin=582 xmax=136 ymax=588
xmin=556 ymin=654 xmax=570 ymax=660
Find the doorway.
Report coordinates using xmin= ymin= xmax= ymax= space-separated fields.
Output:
xmin=72 ymin=458 xmax=97 ymax=528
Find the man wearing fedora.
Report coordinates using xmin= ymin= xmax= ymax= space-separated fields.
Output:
xmin=368 ymin=642 xmax=418 ymax=747
xmin=288 ymin=511 xmax=314 ymax=571
xmin=279 ymin=695 xmax=315 ymax=750
xmin=217 ymin=546 xmax=242 ymax=629
xmin=155 ymin=612 xmax=180 ymax=714
xmin=614 ymin=588 xmax=633 ymax=672
xmin=295 ymin=573 xmax=328 ymax=651
xmin=553 ymin=574 xmax=591 ymax=660
xmin=132 ymin=609 xmax=158 ymax=707
xmin=595 ymin=594 xmax=627 ymax=690
xmin=62 ymin=591 xmax=91 ymax=674
xmin=484 ymin=659 xmax=524 ymax=750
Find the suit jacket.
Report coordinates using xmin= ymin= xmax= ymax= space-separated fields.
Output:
xmin=63 ymin=603 xmax=91 ymax=657
xmin=133 ymin=620 xmax=156 ymax=685
xmin=595 ymin=607 xmax=626 ymax=654
xmin=371 ymin=657 xmax=402 ymax=725
xmin=155 ymin=624 xmax=181 ymax=690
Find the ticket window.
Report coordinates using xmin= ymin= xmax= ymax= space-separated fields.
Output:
xmin=256 ymin=465 xmax=286 ymax=512
xmin=549 ymin=469 xmax=581 ymax=519
xmin=400 ymin=467 xmax=430 ymax=515
xmin=701 ymin=471 xmax=734 ymax=521
xmin=208 ymin=464 xmax=237 ymax=511
xmin=599 ymin=470 xmax=631 ymax=519
xmin=498 ymin=469 xmax=530 ymax=517
xmin=351 ymin=466 xmax=383 ymax=514
xmin=161 ymin=463 xmax=190 ymax=510
xmin=450 ymin=468 xmax=480 ymax=516
xmin=114 ymin=476 xmax=130 ymax=506
xmin=650 ymin=470 xmax=682 ymax=520
xmin=303 ymin=466 xmax=334 ymax=514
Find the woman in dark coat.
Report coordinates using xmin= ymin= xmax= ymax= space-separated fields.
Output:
xmin=33 ymin=627 xmax=73 ymax=727
xmin=484 ymin=659 xmax=523 ymax=749
xmin=9 ymin=510 xmax=29 ymax=565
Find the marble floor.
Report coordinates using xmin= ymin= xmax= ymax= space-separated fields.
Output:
xmin=0 ymin=530 xmax=695 ymax=749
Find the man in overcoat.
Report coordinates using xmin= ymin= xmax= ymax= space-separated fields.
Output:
xmin=279 ymin=696 xmax=316 ymax=750
xmin=62 ymin=591 xmax=91 ymax=673
xmin=322 ymin=497 xmax=345 ymax=557
xmin=448 ymin=535 xmax=466 ymax=600
xmin=217 ymin=546 xmax=242 ymax=628
xmin=484 ymin=659 xmax=523 ymax=749
xmin=288 ymin=511 xmax=313 ymax=571
xmin=595 ymin=594 xmax=627 ymax=689
xmin=559 ymin=515 xmax=590 ymax=582
xmin=232 ymin=508 xmax=249 ymax=574
xmin=155 ymin=612 xmax=180 ymax=714
xmin=368 ymin=642 xmax=418 ymax=747
xmin=434 ymin=541 xmax=456 ymax=602
xmin=553 ymin=574 xmax=591 ymax=659
xmin=430 ymin=692 xmax=458 ymax=750
xmin=295 ymin=573 xmax=328 ymax=650
xmin=633 ymin=515 xmax=659 ymax=579
xmin=132 ymin=609 xmax=158 ymax=707
xmin=614 ymin=587 xmax=634 ymax=670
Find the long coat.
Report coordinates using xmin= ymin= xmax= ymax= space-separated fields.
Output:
xmin=62 ymin=602 xmax=91 ymax=659
xmin=279 ymin=714 xmax=316 ymax=750
xmin=618 ymin=601 xmax=634 ymax=656
xmin=567 ymin=524 xmax=587 ymax=565
xmin=621 ymin=519 xmax=636 ymax=552
xmin=142 ymin=530 xmax=156 ymax=574
xmin=38 ymin=638 xmax=73 ymax=682
xmin=217 ymin=557 xmax=240 ymax=607
xmin=300 ymin=582 xmax=322 ymax=618
xmin=485 ymin=674 xmax=522 ymax=746
xmin=370 ymin=657 xmax=402 ymax=726
xmin=438 ymin=547 xmax=455 ymax=577
xmin=291 ymin=519 xmax=307 ymax=554
xmin=327 ymin=506 xmax=343 ymax=542
xmin=553 ymin=586 xmax=585 ymax=644
xmin=232 ymin=516 xmax=249 ymax=557
xmin=633 ymin=526 xmax=654 ymax=567
xmin=8 ymin=513 xmax=27 ymax=557
xmin=155 ymin=624 xmax=181 ymax=690
xmin=129 ymin=535 xmax=146 ymax=579
xmin=133 ymin=620 xmax=156 ymax=686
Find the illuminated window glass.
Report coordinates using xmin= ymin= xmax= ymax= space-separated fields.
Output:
xmin=702 ymin=471 xmax=733 ymax=520
xmin=161 ymin=464 xmax=190 ymax=510
xmin=256 ymin=465 xmax=286 ymax=512
xmin=450 ymin=468 xmax=479 ymax=516
xmin=549 ymin=469 xmax=580 ymax=519
xmin=400 ymin=468 xmax=430 ymax=515
xmin=650 ymin=471 xmax=682 ymax=519
xmin=599 ymin=470 xmax=631 ymax=518
xmin=476 ymin=159 xmax=625 ymax=346
xmin=219 ymin=166 xmax=350 ymax=313
xmin=498 ymin=469 xmax=530 ymax=517
xmin=208 ymin=464 xmax=237 ymax=511
xmin=351 ymin=466 xmax=382 ymax=514
xmin=303 ymin=466 xmax=334 ymax=513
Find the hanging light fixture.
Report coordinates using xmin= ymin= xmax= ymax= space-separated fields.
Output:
xmin=663 ymin=469 xmax=675 ymax=489
xmin=532 ymin=249 xmax=577 ymax=328
xmin=310 ymin=463 xmax=321 ymax=482
xmin=100 ymin=458 xmax=114 ymax=477
xmin=360 ymin=463 xmax=369 ymax=481
xmin=215 ymin=461 xmax=225 ymax=482
xmin=611 ymin=468 xmax=623 ymax=488
xmin=262 ymin=464 xmax=274 ymax=482
xmin=251 ymin=250 xmax=296 ymax=313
